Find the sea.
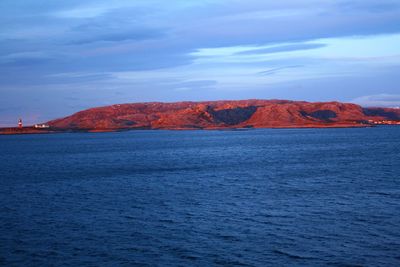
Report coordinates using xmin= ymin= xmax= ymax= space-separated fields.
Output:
xmin=1 ymin=127 xmax=399 ymax=266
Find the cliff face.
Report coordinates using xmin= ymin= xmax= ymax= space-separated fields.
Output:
xmin=46 ymin=100 xmax=400 ymax=131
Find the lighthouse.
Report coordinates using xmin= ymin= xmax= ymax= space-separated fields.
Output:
xmin=18 ymin=118 xmax=23 ymax=128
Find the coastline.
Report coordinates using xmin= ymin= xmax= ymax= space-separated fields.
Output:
xmin=0 ymin=124 xmax=377 ymax=135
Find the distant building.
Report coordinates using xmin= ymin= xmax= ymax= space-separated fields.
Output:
xmin=34 ymin=124 xmax=50 ymax=129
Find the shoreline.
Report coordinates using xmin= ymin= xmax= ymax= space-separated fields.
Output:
xmin=0 ymin=124 xmax=383 ymax=135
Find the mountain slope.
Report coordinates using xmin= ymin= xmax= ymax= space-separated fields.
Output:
xmin=47 ymin=100 xmax=400 ymax=131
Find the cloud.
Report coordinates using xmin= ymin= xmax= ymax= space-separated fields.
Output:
xmin=1 ymin=0 xmax=400 ymax=125
xmin=236 ymin=43 xmax=326 ymax=55
xmin=352 ymin=94 xmax=400 ymax=107
xmin=0 ymin=51 xmax=55 ymax=68
xmin=258 ymin=65 xmax=303 ymax=76
xmin=45 ymin=72 xmax=114 ymax=84
xmin=69 ymin=29 xmax=165 ymax=45
xmin=172 ymin=80 xmax=217 ymax=91
xmin=53 ymin=6 xmax=113 ymax=19
xmin=336 ymin=0 xmax=400 ymax=13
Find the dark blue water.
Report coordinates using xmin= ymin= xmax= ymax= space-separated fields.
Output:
xmin=1 ymin=127 xmax=400 ymax=266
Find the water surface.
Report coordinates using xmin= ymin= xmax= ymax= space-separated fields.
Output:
xmin=1 ymin=127 xmax=400 ymax=266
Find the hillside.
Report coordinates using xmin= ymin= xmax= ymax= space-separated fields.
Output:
xmin=45 ymin=100 xmax=400 ymax=131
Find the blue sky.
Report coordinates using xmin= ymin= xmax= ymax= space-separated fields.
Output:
xmin=1 ymin=0 xmax=400 ymax=126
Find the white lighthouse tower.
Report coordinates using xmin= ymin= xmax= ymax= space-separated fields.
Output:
xmin=18 ymin=118 xmax=23 ymax=128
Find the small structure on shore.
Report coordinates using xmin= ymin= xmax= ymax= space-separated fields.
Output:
xmin=34 ymin=124 xmax=50 ymax=129
xmin=18 ymin=118 xmax=22 ymax=128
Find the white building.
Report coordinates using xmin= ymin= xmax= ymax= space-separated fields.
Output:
xmin=34 ymin=124 xmax=50 ymax=129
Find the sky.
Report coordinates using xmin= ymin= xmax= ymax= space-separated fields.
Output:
xmin=1 ymin=0 xmax=400 ymax=126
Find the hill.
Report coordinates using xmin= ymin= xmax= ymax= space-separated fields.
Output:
xmin=45 ymin=100 xmax=400 ymax=131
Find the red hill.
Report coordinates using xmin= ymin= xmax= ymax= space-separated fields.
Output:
xmin=45 ymin=100 xmax=400 ymax=131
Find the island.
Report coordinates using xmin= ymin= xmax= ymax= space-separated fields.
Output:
xmin=1 ymin=100 xmax=400 ymax=135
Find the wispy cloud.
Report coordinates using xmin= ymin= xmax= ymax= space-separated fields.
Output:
xmin=54 ymin=6 xmax=110 ymax=19
xmin=257 ymin=65 xmax=303 ymax=76
xmin=352 ymin=94 xmax=400 ymax=107
xmin=236 ymin=43 xmax=326 ymax=55
xmin=69 ymin=29 xmax=166 ymax=45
